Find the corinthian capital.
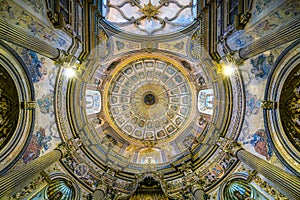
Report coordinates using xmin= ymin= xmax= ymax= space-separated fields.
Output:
xmin=225 ymin=140 xmax=243 ymax=157
xmin=56 ymin=142 xmax=72 ymax=157
xmin=54 ymin=49 xmax=70 ymax=65
xmin=96 ymin=181 xmax=107 ymax=192
xmin=192 ymin=181 xmax=204 ymax=194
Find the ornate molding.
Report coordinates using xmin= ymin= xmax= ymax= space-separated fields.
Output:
xmin=0 ymin=40 xmax=35 ymax=175
xmin=263 ymin=39 xmax=300 ymax=176
xmin=224 ymin=140 xmax=243 ymax=157
xmin=20 ymin=101 xmax=36 ymax=110
xmin=235 ymin=12 xmax=252 ymax=30
xmin=261 ymin=100 xmax=278 ymax=110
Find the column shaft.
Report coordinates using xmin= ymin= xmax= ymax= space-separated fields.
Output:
xmin=0 ymin=18 xmax=60 ymax=59
xmin=93 ymin=189 xmax=105 ymax=200
xmin=0 ymin=149 xmax=63 ymax=198
xmin=237 ymin=149 xmax=300 ymax=199
xmin=239 ymin=17 xmax=300 ymax=59
xmin=194 ymin=189 xmax=205 ymax=200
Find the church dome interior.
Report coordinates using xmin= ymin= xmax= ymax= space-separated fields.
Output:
xmin=0 ymin=0 xmax=300 ymax=199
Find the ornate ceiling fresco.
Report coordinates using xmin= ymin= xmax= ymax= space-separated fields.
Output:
xmin=56 ymin=40 xmax=245 ymax=196
xmin=53 ymin=2 xmax=245 ymax=197
xmin=3 ymin=0 xmax=300 ymax=199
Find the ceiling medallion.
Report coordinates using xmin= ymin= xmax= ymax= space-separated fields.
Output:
xmin=139 ymin=1 xmax=160 ymax=21
xmin=103 ymin=54 xmax=196 ymax=145
xmin=142 ymin=40 xmax=155 ymax=52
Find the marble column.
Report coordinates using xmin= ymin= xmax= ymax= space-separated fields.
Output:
xmin=0 ymin=145 xmax=68 ymax=198
xmin=93 ymin=189 xmax=105 ymax=200
xmin=0 ymin=17 xmax=62 ymax=60
xmin=239 ymin=16 xmax=300 ymax=59
xmin=192 ymin=182 xmax=206 ymax=200
xmin=234 ymin=147 xmax=300 ymax=199
xmin=193 ymin=187 xmax=206 ymax=200
xmin=93 ymin=181 xmax=107 ymax=200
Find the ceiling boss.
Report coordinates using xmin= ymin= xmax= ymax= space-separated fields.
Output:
xmin=139 ymin=0 xmax=160 ymax=21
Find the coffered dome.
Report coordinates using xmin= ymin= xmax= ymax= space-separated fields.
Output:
xmin=1 ymin=0 xmax=300 ymax=199
xmin=103 ymin=56 xmax=195 ymax=144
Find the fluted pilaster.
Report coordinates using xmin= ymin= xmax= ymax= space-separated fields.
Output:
xmin=0 ymin=149 xmax=63 ymax=198
xmin=239 ymin=17 xmax=300 ymax=59
xmin=237 ymin=149 xmax=300 ymax=199
xmin=0 ymin=18 xmax=61 ymax=60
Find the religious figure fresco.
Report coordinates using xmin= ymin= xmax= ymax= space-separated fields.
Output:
xmin=243 ymin=129 xmax=273 ymax=160
xmin=21 ymin=49 xmax=47 ymax=83
xmin=22 ymin=127 xmax=52 ymax=164
xmin=37 ymin=93 xmax=54 ymax=115
xmin=250 ymin=54 xmax=273 ymax=80
xmin=246 ymin=93 xmax=261 ymax=117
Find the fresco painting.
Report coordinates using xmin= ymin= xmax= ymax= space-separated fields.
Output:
xmin=243 ymin=129 xmax=273 ymax=160
xmin=22 ymin=127 xmax=52 ymax=164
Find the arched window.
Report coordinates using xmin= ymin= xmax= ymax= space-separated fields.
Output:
xmin=85 ymin=89 xmax=101 ymax=115
xmin=198 ymin=89 xmax=214 ymax=115
xmin=222 ymin=178 xmax=268 ymax=200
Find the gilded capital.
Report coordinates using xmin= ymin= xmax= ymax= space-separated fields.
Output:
xmin=56 ymin=142 xmax=71 ymax=158
xmin=225 ymin=140 xmax=243 ymax=157
xmin=236 ymin=12 xmax=252 ymax=30
xmin=54 ymin=49 xmax=69 ymax=65
xmin=96 ymin=181 xmax=107 ymax=193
